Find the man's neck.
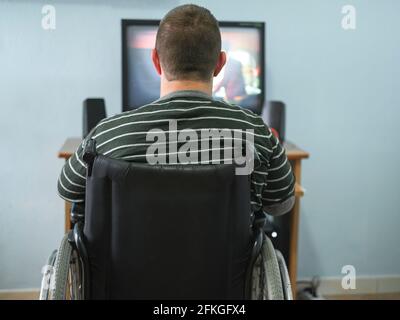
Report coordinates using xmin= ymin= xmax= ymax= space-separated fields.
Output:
xmin=160 ymin=79 xmax=213 ymax=98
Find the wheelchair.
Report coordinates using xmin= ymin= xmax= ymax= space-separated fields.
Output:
xmin=40 ymin=140 xmax=292 ymax=300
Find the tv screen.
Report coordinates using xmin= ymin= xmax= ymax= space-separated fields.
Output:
xmin=122 ymin=20 xmax=265 ymax=114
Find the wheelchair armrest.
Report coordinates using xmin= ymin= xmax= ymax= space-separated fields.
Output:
xmin=71 ymin=203 xmax=85 ymax=225
xmin=83 ymin=138 xmax=97 ymax=176
xmin=253 ymin=210 xmax=267 ymax=230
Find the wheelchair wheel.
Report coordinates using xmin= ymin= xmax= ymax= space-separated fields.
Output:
xmin=275 ymin=250 xmax=293 ymax=300
xmin=263 ymin=234 xmax=284 ymax=299
xmin=252 ymin=234 xmax=284 ymax=300
xmin=49 ymin=234 xmax=83 ymax=300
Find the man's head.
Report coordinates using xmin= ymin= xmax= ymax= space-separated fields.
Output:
xmin=152 ymin=4 xmax=226 ymax=83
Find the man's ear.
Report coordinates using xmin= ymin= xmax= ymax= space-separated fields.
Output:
xmin=152 ymin=48 xmax=162 ymax=75
xmin=213 ymin=51 xmax=227 ymax=77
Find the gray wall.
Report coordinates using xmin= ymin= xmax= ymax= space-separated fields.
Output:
xmin=0 ymin=0 xmax=399 ymax=289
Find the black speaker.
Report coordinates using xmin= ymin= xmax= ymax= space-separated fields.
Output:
xmin=265 ymin=101 xmax=286 ymax=142
xmin=83 ymin=98 xmax=107 ymax=138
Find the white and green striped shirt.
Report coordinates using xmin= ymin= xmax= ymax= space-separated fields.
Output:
xmin=58 ymin=90 xmax=295 ymax=215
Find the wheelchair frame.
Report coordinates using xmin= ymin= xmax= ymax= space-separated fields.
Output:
xmin=40 ymin=139 xmax=292 ymax=300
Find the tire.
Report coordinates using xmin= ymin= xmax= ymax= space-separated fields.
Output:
xmin=49 ymin=234 xmax=83 ymax=300
xmin=275 ymin=250 xmax=293 ymax=300
xmin=262 ymin=234 xmax=284 ymax=300
xmin=251 ymin=254 xmax=264 ymax=299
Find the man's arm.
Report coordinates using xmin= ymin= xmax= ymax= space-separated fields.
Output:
xmin=57 ymin=142 xmax=87 ymax=203
xmin=262 ymin=133 xmax=295 ymax=216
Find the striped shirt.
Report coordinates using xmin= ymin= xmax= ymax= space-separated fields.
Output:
xmin=58 ymin=90 xmax=295 ymax=214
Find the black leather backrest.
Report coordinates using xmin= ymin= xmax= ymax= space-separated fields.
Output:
xmin=84 ymin=156 xmax=252 ymax=299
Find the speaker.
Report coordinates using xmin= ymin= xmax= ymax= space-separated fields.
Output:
xmin=265 ymin=101 xmax=286 ymax=142
xmin=83 ymin=98 xmax=107 ymax=138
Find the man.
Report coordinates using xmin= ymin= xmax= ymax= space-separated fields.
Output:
xmin=58 ymin=4 xmax=295 ymax=216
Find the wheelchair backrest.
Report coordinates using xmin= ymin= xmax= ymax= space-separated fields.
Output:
xmin=83 ymin=155 xmax=252 ymax=299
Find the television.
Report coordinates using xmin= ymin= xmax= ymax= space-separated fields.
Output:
xmin=122 ymin=20 xmax=265 ymax=114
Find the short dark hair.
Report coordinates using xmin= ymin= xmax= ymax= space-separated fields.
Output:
xmin=155 ymin=4 xmax=221 ymax=81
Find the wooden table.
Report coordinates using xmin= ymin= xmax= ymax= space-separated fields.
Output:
xmin=58 ymin=137 xmax=309 ymax=296
xmin=281 ymin=141 xmax=309 ymax=296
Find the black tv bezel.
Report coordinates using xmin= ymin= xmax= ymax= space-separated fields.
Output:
xmin=122 ymin=19 xmax=266 ymax=114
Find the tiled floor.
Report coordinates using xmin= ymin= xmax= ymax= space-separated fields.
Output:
xmin=1 ymin=291 xmax=400 ymax=300
xmin=0 ymin=291 xmax=39 ymax=300
xmin=326 ymin=293 xmax=400 ymax=300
